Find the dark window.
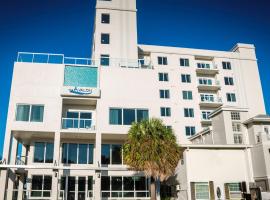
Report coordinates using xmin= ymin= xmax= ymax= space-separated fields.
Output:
xmin=180 ymin=58 xmax=189 ymax=67
xmin=88 ymin=144 xmax=94 ymax=164
xmin=158 ymin=57 xmax=168 ymax=65
xmin=16 ymin=105 xmax=30 ymax=121
xmin=109 ymin=108 xmax=122 ymax=125
xmin=123 ymin=109 xmax=136 ymax=125
xmin=184 ymin=108 xmax=194 ymax=118
xmin=183 ymin=91 xmax=193 ymax=100
xmin=101 ymin=13 xmax=110 ymax=24
xmin=101 ymin=144 xmax=110 ymax=165
xmin=68 ymin=144 xmax=78 ymax=164
xmin=137 ymin=109 xmax=149 ymax=122
xmin=159 ymin=90 xmax=170 ymax=99
xmin=101 ymin=33 xmax=110 ymax=44
xmin=227 ymin=93 xmax=237 ymax=102
xmin=222 ymin=62 xmax=232 ymax=70
xmin=185 ymin=126 xmax=196 ymax=136
xmin=224 ymin=77 xmax=234 ymax=85
xmin=30 ymin=105 xmax=44 ymax=122
xmin=112 ymin=144 xmax=122 ymax=164
xmin=161 ymin=107 xmax=171 ymax=117
xmin=112 ymin=177 xmax=122 ymax=191
xmin=181 ymin=74 xmax=191 ymax=83
xmin=34 ymin=142 xmax=53 ymax=163
xmin=158 ymin=73 xmax=169 ymax=81
xmin=101 ymin=176 xmax=110 ymax=191
xmin=45 ymin=143 xmax=54 ymax=163
xmin=101 ymin=54 xmax=110 ymax=66
xmin=78 ymin=144 xmax=88 ymax=164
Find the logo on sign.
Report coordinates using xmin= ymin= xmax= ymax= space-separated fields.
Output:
xmin=69 ymin=87 xmax=93 ymax=95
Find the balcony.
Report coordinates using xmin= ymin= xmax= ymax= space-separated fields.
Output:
xmin=199 ymin=95 xmax=223 ymax=108
xmin=102 ymin=57 xmax=153 ymax=69
xmin=197 ymin=79 xmax=221 ymax=91
xmin=196 ymin=63 xmax=219 ymax=75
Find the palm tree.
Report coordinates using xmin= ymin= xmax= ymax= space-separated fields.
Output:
xmin=123 ymin=118 xmax=182 ymax=200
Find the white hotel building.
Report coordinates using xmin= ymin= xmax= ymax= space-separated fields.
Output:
xmin=0 ymin=0 xmax=270 ymax=199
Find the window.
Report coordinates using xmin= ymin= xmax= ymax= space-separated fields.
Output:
xmin=62 ymin=111 xmax=92 ymax=129
xmin=222 ymin=61 xmax=232 ymax=70
xmin=157 ymin=57 xmax=168 ymax=65
xmin=101 ymin=33 xmax=110 ymax=44
xmin=181 ymin=74 xmax=191 ymax=83
xmin=195 ymin=182 xmax=209 ymax=200
xmin=101 ymin=13 xmax=110 ymax=24
xmin=231 ymin=112 xmax=240 ymax=120
xmin=62 ymin=143 xmax=94 ymax=164
xmin=182 ymin=91 xmax=193 ymax=100
xmin=159 ymin=90 xmax=170 ymax=99
xmin=101 ymin=176 xmax=149 ymax=198
xmin=185 ymin=126 xmax=196 ymax=136
xmin=160 ymin=107 xmax=171 ymax=117
xmin=158 ymin=73 xmax=169 ymax=82
xmin=227 ymin=93 xmax=236 ymax=102
xmin=16 ymin=104 xmax=44 ymax=122
xmin=180 ymin=58 xmax=189 ymax=67
xmin=184 ymin=108 xmax=194 ymax=118
xmin=197 ymin=63 xmax=211 ymax=69
xmin=109 ymin=108 xmax=149 ymax=125
xmin=100 ymin=54 xmax=110 ymax=66
xmin=202 ymin=111 xmax=211 ymax=120
xmin=198 ymin=78 xmax=213 ymax=85
xmin=34 ymin=142 xmax=54 ymax=163
xmin=31 ymin=175 xmax=52 ymax=197
xmin=234 ymin=134 xmax=243 ymax=144
xmin=232 ymin=122 xmax=241 ymax=132
xmin=200 ymin=94 xmax=214 ymax=102
xmin=227 ymin=183 xmax=242 ymax=198
xmin=224 ymin=77 xmax=234 ymax=85
xmin=101 ymin=144 xmax=122 ymax=165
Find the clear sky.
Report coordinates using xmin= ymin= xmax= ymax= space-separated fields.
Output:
xmin=0 ymin=0 xmax=270 ymax=155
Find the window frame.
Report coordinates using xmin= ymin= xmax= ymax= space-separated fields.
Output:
xmin=160 ymin=107 xmax=171 ymax=117
xmin=226 ymin=93 xmax=237 ymax=102
xmin=157 ymin=56 xmax=168 ymax=65
xmin=222 ymin=61 xmax=232 ymax=70
xmin=159 ymin=89 xmax=170 ymax=99
xmin=101 ymin=143 xmax=123 ymax=165
xmin=185 ymin=126 xmax=196 ymax=136
xmin=101 ymin=33 xmax=110 ymax=44
xmin=181 ymin=74 xmax=191 ymax=83
xmin=180 ymin=58 xmax=189 ymax=67
xmin=194 ymin=182 xmax=210 ymax=200
xmin=158 ymin=73 xmax=169 ymax=82
xmin=184 ymin=108 xmax=194 ymax=118
xmin=182 ymin=91 xmax=193 ymax=100
xmin=31 ymin=175 xmax=52 ymax=198
xmin=15 ymin=104 xmax=44 ymax=122
xmin=101 ymin=13 xmax=110 ymax=24
xmin=224 ymin=77 xmax=234 ymax=86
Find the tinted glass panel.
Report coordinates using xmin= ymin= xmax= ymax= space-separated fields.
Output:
xmin=68 ymin=144 xmax=78 ymax=164
xmin=88 ymin=144 xmax=94 ymax=164
xmin=30 ymin=105 xmax=44 ymax=122
xmin=78 ymin=144 xmax=88 ymax=164
xmin=123 ymin=109 xmax=136 ymax=125
xmin=34 ymin=142 xmax=44 ymax=163
xmin=137 ymin=110 xmax=149 ymax=122
xmin=109 ymin=109 xmax=122 ymax=125
xmin=112 ymin=177 xmax=122 ymax=191
xmin=124 ymin=177 xmax=134 ymax=190
xmin=62 ymin=143 xmax=68 ymax=163
xmin=16 ymin=105 xmax=30 ymax=121
xmin=135 ymin=177 xmax=146 ymax=190
xmin=112 ymin=144 xmax=122 ymax=164
xmin=101 ymin=176 xmax=110 ymax=190
xmin=101 ymin=144 xmax=110 ymax=165
xmin=45 ymin=143 xmax=54 ymax=163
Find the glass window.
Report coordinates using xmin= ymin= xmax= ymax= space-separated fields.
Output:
xmin=181 ymin=74 xmax=191 ymax=83
xmin=45 ymin=143 xmax=54 ymax=163
xmin=101 ymin=13 xmax=110 ymax=24
xmin=112 ymin=177 xmax=122 ymax=191
xmin=68 ymin=144 xmax=78 ymax=164
xmin=232 ymin=122 xmax=242 ymax=132
xmin=43 ymin=176 xmax=52 ymax=197
xmin=195 ymin=183 xmax=209 ymax=199
xmin=224 ymin=77 xmax=234 ymax=85
xmin=101 ymin=33 xmax=110 ymax=44
xmin=112 ymin=144 xmax=122 ymax=164
xmin=101 ymin=144 xmax=110 ymax=165
xmin=227 ymin=93 xmax=236 ymax=102
xmin=109 ymin=108 xmax=122 ymax=125
xmin=88 ymin=144 xmax=94 ymax=164
xmin=185 ymin=126 xmax=196 ymax=136
xmin=160 ymin=90 xmax=170 ymax=99
xmin=16 ymin=105 xmax=30 ymax=121
xmin=34 ymin=143 xmax=45 ymax=163
xmin=157 ymin=57 xmax=168 ymax=65
xmin=137 ymin=109 xmax=149 ymax=122
xmin=31 ymin=175 xmax=43 ymax=197
xmin=101 ymin=176 xmax=110 ymax=191
xmin=161 ymin=107 xmax=171 ymax=117
xmin=158 ymin=73 xmax=169 ymax=81
xmin=183 ymin=91 xmax=193 ymax=100
xmin=123 ymin=109 xmax=136 ymax=125
xmin=180 ymin=58 xmax=189 ymax=67
xmin=78 ymin=144 xmax=88 ymax=164
xmin=30 ymin=105 xmax=44 ymax=122
xmin=222 ymin=61 xmax=232 ymax=70
xmin=101 ymin=54 xmax=110 ymax=66
xmin=231 ymin=112 xmax=240 ymax=120
xmin=184 ymin=108 xmax=194 ymax=118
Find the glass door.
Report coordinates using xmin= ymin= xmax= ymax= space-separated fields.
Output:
xmin=78 ymin=177 xmax=86 ymax=200
xmin=67 ymin=177 xmax=76 ymax=200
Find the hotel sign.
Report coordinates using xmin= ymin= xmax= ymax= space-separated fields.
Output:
xmin=62 ymin=86 xmax=100 ymax=97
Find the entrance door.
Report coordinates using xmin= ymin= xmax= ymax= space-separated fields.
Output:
xmin=67 ymin=176 xmax=76 ymax=200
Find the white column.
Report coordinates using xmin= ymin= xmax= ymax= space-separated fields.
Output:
xmin=6 ymin=136 xmax=18 ymax=200
xmin=51 ymin=132 xmax=61 ymax=200
xmin=17 ymin=144 xmax=27 ymax=200
xmin=94 ymin=132 xmax=102 ymax=200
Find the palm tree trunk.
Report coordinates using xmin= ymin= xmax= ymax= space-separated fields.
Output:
xmin=150 ymin=177 xmax=157 ymax=200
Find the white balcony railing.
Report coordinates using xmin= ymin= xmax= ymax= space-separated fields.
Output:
xmin=200 ymin=95 xmax=222 ymax=103
xmin=198 ymin=79 xmax=220 ymax=86
xmin=62 ymin=118 xmax=95 ymax=130
xmin=17 ymin=52 xmax=153 ymax=69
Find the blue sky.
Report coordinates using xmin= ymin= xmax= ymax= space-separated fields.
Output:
xmin=0 ymin=0 xmax=270 ymax=155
